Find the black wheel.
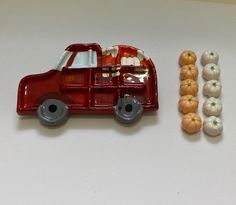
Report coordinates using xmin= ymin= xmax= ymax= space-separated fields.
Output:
xmin=115 ymin=97 xmax=143 ymax=124
xmin=37 ymin=99 xmax=68 ymax=126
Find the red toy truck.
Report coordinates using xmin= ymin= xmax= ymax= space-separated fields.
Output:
xmin=17 ymin=43 xmax=158 ymax=125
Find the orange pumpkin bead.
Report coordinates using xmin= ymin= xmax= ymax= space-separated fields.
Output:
xmin=179 ymin=50 xmax=197 ymax=66
xmin=182 ymin=113 xmax=202 ymax=134
xmin=180 ymin=64 xmax=198 ymax=80
xmin=180 ymin=79 xmax=198 ymax=96
xmin=178 ymin=95 xmax=199 ymax=114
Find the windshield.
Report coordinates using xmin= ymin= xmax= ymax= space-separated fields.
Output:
xmin=55 ymin=51 xmax=73 ymax=70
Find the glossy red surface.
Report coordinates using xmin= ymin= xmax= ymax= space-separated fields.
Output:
xmin=17 ymin=43 xmax=158 ymax=115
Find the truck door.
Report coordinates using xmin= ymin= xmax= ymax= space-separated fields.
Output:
xmin=61 ymin=49 xmax=97 ymax=87
xmin=60 ymin=46 xmax=118 ymax=109
xmin=60 ymin=48 xmax=99 ymax=108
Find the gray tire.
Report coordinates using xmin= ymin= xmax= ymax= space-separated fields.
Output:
xmin=37 ymin=99 xmax=68 ymax=126
xmin=115 ymin=97 xmax=143 ymax=124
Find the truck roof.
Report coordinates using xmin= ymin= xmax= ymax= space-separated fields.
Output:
xmin=65 ymin=43 xmax=102 ymax=52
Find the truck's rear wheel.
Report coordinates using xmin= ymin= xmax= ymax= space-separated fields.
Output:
xmin=37 ymin=99 xmax=68 ymax=126
xmin=115 ymin=97 xmax=143 ymax=124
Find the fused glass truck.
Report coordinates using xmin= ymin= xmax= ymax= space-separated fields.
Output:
xmin=17 ymin=43 xmax=158 ymax=126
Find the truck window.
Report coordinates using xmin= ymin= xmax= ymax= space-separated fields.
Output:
xmin=70 ymin=49 xmax=97 ymax=68
xmin=55 ymin=51 xmax=73 ymax=69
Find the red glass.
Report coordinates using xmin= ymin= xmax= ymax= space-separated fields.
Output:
xmin=17 ymin=43 xmax=158 ymax=115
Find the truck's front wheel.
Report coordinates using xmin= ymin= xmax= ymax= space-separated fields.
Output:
xmin=115 ymin=97 xmax=143 ymax=124
xmin=37 ymin=99 xmax=68 ymax=126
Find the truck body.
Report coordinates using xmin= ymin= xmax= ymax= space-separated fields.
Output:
xmin=17 ymin=43 xmax=158 ymax=125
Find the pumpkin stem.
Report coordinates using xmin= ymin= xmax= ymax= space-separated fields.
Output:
xmin=212 ymin=82 xmax=217 ymax=87
xmin=211 ymin=66 xmax=215 ymax=70
xmin=213 ymin=120 xmax=218 ymax=125
xmin=210 ymin=52 xmax=214 ymax=56
xmin=211 ymin=102 xmax=216 ymax=106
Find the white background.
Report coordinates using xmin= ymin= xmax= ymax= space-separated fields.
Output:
xmin=0 ymin=0 xmax=236 ymax=204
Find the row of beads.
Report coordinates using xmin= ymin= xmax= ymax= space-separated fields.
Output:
xmin=178 ymin=51 xmax=202 ymax=134
xmin=201 ymin=50 xmax=223 ymax=137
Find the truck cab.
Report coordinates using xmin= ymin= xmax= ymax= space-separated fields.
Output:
xmin=17 ymin=43 xmax=158 ymax=125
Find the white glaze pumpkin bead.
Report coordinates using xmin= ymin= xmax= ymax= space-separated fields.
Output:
xmin=203 ymin=97 xmax=222 ymax=116
xmin=203 ymin=80 xmax=222 ymax=97
xmin=202 ymin=63 xmax=220 ymax=80
xmin=201 ymin=50 xmax=219 ymax=66
xmin=203 ymin=116 xmax=223 ymax=137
